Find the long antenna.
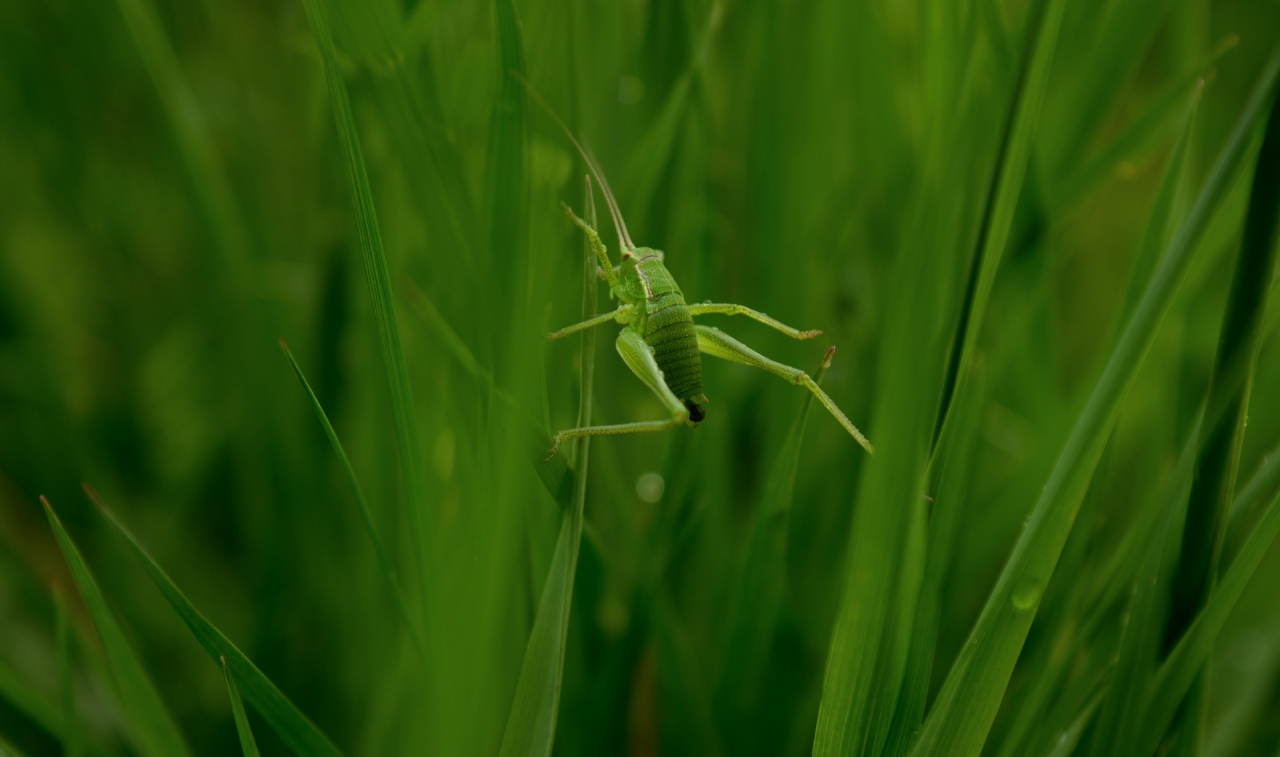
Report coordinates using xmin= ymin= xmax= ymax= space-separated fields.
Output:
xmin=513 ymin=72 xmax=635 ymax=253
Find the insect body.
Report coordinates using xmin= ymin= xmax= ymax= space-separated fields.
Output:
xmin=531 ymin=87 xmax=872 ymax=459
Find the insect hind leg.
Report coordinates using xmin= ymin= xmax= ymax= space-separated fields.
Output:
xmin=547 ymin=329 xmax=694 ymax=459
xmin=694 ymin=325 xmax=873 ymax=454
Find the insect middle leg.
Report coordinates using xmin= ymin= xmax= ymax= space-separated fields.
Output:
xmin=694 ymin=325 xmax=874 ymax=454
xmin=546 ymin=304 xmax=634 ymax=341
xmin=688 ymin=303 xmax=822 ymax=339
xmin=546 ymin=328 xmax=693 ymax=459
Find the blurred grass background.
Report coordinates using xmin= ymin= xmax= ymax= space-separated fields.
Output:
xmin=2 ymin=0 xmax=1280 ymax=755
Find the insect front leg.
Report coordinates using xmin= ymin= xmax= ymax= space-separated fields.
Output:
xmin=562 ymin=202 xmax=620 ymax=288
xmin=688 ymin=303 xmax=822 ymax=339
xmin=546 ymin=329 xmax=693 ymax=459
xmin=694 ymin=325 xmax=873 ymax=454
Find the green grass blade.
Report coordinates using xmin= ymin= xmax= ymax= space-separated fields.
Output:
xmin=277 ymin=339 xmax=429 ymax=660
xmin=489 ymin=0 xmax=528 ymax=333
xmin=1113 ymin=84 xmax=1201 ymax=332
xmin=1165 ymin=81 xmax=1280 ymax=647
xmin=82 ymin=488 xmax=346 ymax=757
xmin=498 ymin=178 xmax=597 ymax=757
xmin=884 ymin=362 xmax=985 ymax=757
xmin=1085 ymin=499 xmax=1177 ymax=756
xmin=299 ymin=0 xmax=433 ymax=605
xmin=0 ymin=658 xmax=62 ymax=744
xmin=54 ymin=593 xmax=81 ymax=757
xmin=1048 ymin=35 xmax=1237 ymax=216
xmin=715 ymin=349 xmax=833 ymax=750
xmin=908 ymin=47 xmax=1280 ymax=757
xmin=1227 ymin=444 xmax=1280 ymax=530
xmin=1137 ymin=483 xmax=1280 ymax=756
xmin=400 ymin=281 xmax=575 ymax=506
xmin=39 ymin=497 xmax=191 ymax=757
xmin=934 ymin=0 xmax=1068 ymax=448
xmin=222 ymin=657 xmax=261 ymax=757
xmin=1160 ymin=66 xmax=1280 ymax=751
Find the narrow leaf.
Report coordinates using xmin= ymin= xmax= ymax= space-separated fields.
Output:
xmin=498 ymin=178 xmax=597 ymax=757
xmin=1048 ymin=35 xmax=1237 ymax=215
xmin=1138 ymin=484 xmax=1280 ymax=755
xmin=40 ymin=497 xmax=191 ymax=757
xmin=299 ymin=0 xmax=433 ymax=605
xmin=716 ymin=348 xmax=834 ymax=751
xmin=278 ymin=339 xmax=429 ymax=660
xmin=82 ymin=488 xmax=346 ymax=757
xmin=222 ymin=657 xmax=261 ymax=757
xmin=908 ymin=47 xmax=1280 ymax=757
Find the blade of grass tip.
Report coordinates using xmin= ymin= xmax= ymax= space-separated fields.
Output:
xmin=54 ymin=592 xmax=81 ymax=757
xmin=299 ymin=0 xmax=433 ymax=609
xmin=221 ymin=657 xmax=261 ymax=757
xmin=715 ymin=348 xmax=834 ymax=747
xmin=933 ymin=0 xmax=1068 ymax=448
xmin=908 ymin=47 xmax=1280 ymax=757
xmin=1160 ymin=62 xmax=1280 ymax=752
xmin=498 ymin=177 xmax=598 ymax=757
xmin=278 ymin=339 xmax=429 ymax=660
xmin=39 ymin=497 xmax=191 ymax=757
xmin=400 ymin=281 xmax=576 ymax=507
xmin=1137 ymin=484 xmax=1280 ymax=756
xmin=81 ymin=487 xmax=345 ymax=757
xmin=884 ymin=362 xmax=986 ymax=757
xmin=1048 ymin=35 xmax=1238 ymax=216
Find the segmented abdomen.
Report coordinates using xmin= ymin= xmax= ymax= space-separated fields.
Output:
xmin=645 ymin=291 xmax=703 ymax=401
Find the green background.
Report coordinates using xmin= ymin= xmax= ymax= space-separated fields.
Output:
xmin=2 ymin=0 xmax=1280 ymax=755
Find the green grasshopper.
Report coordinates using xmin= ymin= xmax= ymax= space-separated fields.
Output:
xmin=534 ymin=93 xmax=873 ymax=460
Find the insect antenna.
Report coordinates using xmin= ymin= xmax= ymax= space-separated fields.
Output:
xmin=513 ymin=72 xmax=635 ymax=253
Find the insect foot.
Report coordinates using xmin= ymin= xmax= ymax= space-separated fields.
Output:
xmin=544 ymin=434 xmax=564 ymax=461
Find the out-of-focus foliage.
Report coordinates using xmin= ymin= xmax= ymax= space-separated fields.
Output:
xmin=1 ymin=0 xmax=1280 ymax=755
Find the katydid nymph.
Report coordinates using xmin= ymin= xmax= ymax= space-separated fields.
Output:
xmin=530 ymin=89 xmax=873 ymax=460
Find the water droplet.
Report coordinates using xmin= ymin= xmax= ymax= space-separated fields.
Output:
xmin=1011 ymin=581 xmax=1041 ymax=611
xmin=636 ymin=472 xmax=665 ymax=503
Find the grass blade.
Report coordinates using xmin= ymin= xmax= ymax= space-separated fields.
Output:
xmin=715 ymin=348 xmax=834 ymax=753
xmin=0 ymin=658 xmax=62 ymax=745
xmin=908 ymin=46 xmax=1280 ymax=757
xmin=1048 ymin=36 xmax=1237 ymax=216
xmin=1159 ymin=63 xmax=1280 ymax=751
xmin=812 ymin=0 xmax=1067 ymax=753
xmin=1227 ymin=444 xmax=1280 ymax=530
xmin=54 ymin=593 xmax=81 ymax=757
xmin=277 ymin=339 xmax=429 ymax=660
xmin=498 ymin=178 xmax=597 ymax=757
xmin=933 ymin=0 xmax=1068 ymax=448
xmin=39 ymin=498 xmax=191 ymax=757
xmin=222 ymin=657 xmax=261 ymax=757
xmin=82 ymin=487 xmax=346 ymax=757
xmin=1138 ymin=482 xmax=1280 ymax=755
xmin=299 ymin=0 xmax=433 ymax=607
xmin=884 ymin=362 xmax=985 ymax=757
xmin=400 ymin=281 xmax=575 ymax=507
